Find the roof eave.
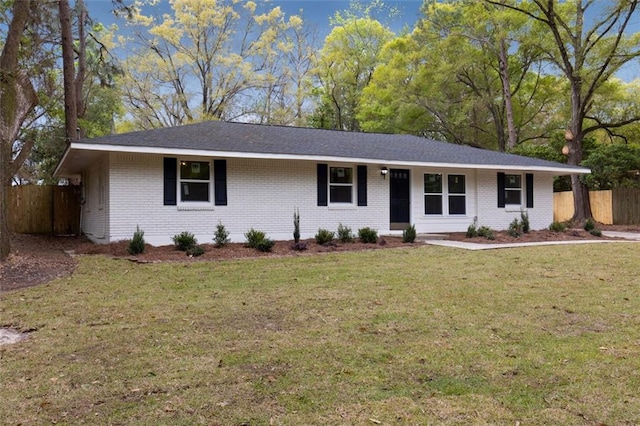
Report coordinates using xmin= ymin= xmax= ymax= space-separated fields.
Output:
xmin=63 ymin=142 xmax=590 ymax=175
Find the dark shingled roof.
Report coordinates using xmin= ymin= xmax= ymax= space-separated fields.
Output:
xmin=69 ymin=121 xmax=588 ymax=173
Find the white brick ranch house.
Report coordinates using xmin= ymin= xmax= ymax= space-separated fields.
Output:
xmin=54 ymin=121 xmax=589 ymax=245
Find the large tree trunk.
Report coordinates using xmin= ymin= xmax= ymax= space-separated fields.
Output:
xmin=75 ymin=0 xmax=87 ymax=137
xmin=567 ymin=93 xmax=592 ymax=222
xmin=59 ymin=0 xmax=78 ymax=142
xmin=498 ymin=37 xmax=517 ymax=150
xmin=0 ymin=0 xmax=34 ymax=261
xmin=568 ymin=133 xmax=593 ymax=222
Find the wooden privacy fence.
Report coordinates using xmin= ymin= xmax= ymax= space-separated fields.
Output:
xmin=554 ymin=188 xmax=640 ymax=225
xmin=8 ymin=185 xmax=81 ymax=235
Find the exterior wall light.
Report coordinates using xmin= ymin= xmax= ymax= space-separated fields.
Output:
xmin=381 ymin=167 xmax=389 ymax=179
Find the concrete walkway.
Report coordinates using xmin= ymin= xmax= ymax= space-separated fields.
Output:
xmin=423 ymin=231 xmax=640 ymax=251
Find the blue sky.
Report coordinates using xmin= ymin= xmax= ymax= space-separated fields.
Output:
xmin=84 ymin=0 xmax=425 ymax=37
xmin=82 ymin=0 xmax=639 ymax=81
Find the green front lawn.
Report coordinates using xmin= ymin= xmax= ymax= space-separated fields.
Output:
xmin=1 ymin=244 xmax=639 ymax=424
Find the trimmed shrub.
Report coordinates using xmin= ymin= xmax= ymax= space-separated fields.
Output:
xmin=255 ymin=238 xmax=275 ymax=252
xmin=477 ymin=226 xmax=495 ymax=240
xmin=402 ymin=224 xmax=417 ymax=243
xmin=245 ymin=228 xmax=266 ymax=248
xmin=128 ymin=225 xmax=145 ymax=255
xmin=337 ymin=223 xmax=355 ymax=243
xmin=244 ymin=228 xmax=274 ymax=252
xmin=507 ymin=218 xmax=523 ymax=238
xmin=549 ymin=221 xmax=567 ymax=232
xmin=293 ymin=208 xmax=301 ymax=244
xmin=173 ymin=231 xmax=197 ymax=251
xmin=466 ymin=220 xmax=478 ymax=238
xmin=358 ymin=227 xmax=378 ymax=244
xmin=213 ymin=221 xmax=230 ymax=248
xmin=590 ymin=228 xmax=602 ymax=237
xmin=584 ymin=218 xmax=596 ymax=232
xmin=315 ymin=228 xmax=335 ymax=245
xmin=187 ymin=245 xmax=205 ymax=257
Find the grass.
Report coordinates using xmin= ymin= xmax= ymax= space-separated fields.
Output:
xmin=1 ymin=243 xmax=640 ymax=424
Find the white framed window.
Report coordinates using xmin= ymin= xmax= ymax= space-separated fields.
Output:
xmin=448 ymin=174 xmax=466 ymax=215
xmin=424 ymin=173 xmax=443 ymax=215
xmin=504 ymin=174 xmax=522 ymax=205
xmin=424 ymin=173 xmax=466 ymax=215
xmin=179 ymin=160 xmax=211 ymax=203
xmin=329 ymin=166 xmax=353 ymax=204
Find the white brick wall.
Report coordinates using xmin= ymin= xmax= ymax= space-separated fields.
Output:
xmin=105 ymin=154 xmax=389 ymax=245
xmin=88 ymin=153 xmax=557 ymax=245
xmin=475 ymin=169 xmax=554 ymax=231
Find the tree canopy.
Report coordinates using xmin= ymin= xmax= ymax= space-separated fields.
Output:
xmin=120 ymin=0 xmax=311 ymax=128
xmin=4 ymin=0 xmax=640 ymax=257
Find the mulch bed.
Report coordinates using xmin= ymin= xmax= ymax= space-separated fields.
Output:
xmin=1 ymin=226 xmax=635 ymax=293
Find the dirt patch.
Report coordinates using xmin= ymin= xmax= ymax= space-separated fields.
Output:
xmin=0 ymin=234 xmax=80 ymax=293
xmin=0 ymin=226 xmax=634 ymax=293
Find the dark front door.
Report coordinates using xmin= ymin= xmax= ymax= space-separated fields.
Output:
xmin=390 ymin=169 xmax=410 ymax=228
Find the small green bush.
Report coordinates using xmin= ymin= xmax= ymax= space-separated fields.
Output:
xmin=520 ymin=211 xmax=530 ymax=233
xmin=255 ymin=238 xmax=275 ymax=252
xmin=466 ymin=220 xmax=478 ymax=238
xmin=315 ymin=228 xmax=335 ymax=245
xmin=187 ymin=245 xmax=205 ymax=257
xmin=590 ymin=228 xmax=602 ymax=237
xmin=477 ymin=226 xmax=495 ymax=240
xmin=293 ymin=208 xmax=301 ymax=244
xmin=507 ymin=218 xmax=523 ymax=238
xmin=173 ymin=231 xmax=197 ymax=251
xmin=584 ymin=218 xmax=596 ymax=232
xmin=244 ymin=228 xmax=266 ymax=248
xmin=128 ymin=225 xmax=145 ymax=255
xmin=358 ymin=227 xmax=378 ymax=244
xmin=402 ymin=224 xmax=417 ymax=243
xmin=213 ymin=221 xmax=230 ymax=248
xmin=549 ymin=221 xmax=567 ymax=232
xmin=337 ymin=223 xmax=355 ymax=243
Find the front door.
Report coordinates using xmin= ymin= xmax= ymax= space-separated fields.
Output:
xmin=390 ymin=169 xmax=410 ymax=229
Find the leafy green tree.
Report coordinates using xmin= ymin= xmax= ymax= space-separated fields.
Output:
xmin=358 ymin=0 xmax=561 ymax=149
xmin=1 ymin=0 xmax=39 ymax=260
xmin=488 ymin=0 xmax=640 ymax=221
xmin=24 ymin=20 xmax=123 ymax=184
xmin=311 ymin=16 xmax=394 ymax=131
xmin=581 ymin=144 xmax=640 ymax=190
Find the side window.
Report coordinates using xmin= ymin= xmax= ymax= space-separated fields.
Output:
xmin=180 ymin=160 xmax=211 ymax=202
xmin=504 ymin=174 xmax=522 ymax=205
xmin=329 ymin=167 xmax=353 ymax=204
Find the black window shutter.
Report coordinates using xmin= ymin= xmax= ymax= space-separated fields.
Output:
xmin=497 ymin=172 xmax=506 ymax=208
xmin=357 ymin=165 xmax=367 ymax=206
xmin=214 ymin=159 xmax=227 ymax=206
xmin=163 ymin=157 xmax=177 ymax=206
xmin=526 ymin=173 xmax=534 ymax=208
xmin=317 ymin=163 xmax=328 ymax=206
